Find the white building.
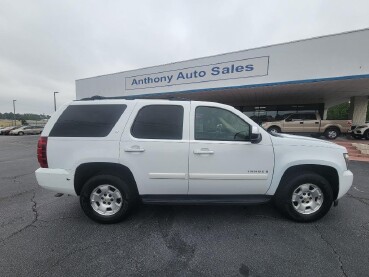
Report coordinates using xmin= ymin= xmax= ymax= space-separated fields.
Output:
xmin=76 ymin=28 xmax=369 ymax=124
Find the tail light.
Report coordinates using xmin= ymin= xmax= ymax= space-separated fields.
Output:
xmin=37 ymin=137 xmax=48 ymax=168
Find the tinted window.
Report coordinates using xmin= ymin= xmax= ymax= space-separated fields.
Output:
xmin=195 ymin=106 xmax=250 ymax=141
xmin=289 ymin=114 xmax=303 ymax=121
xmin=50 ymin=104 xmax=126 ymax=137
xmin=131 ymin=105 xmax=184 ymax=139
xmin=301 ymin=113 xmax=317 ymax=120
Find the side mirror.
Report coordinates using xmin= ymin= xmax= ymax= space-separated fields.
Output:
xmin=250 ymin=126 xmax=262 ymax=144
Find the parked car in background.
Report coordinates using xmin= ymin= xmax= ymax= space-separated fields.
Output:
xmin=349 ymin=122 xmax=369 ymax=140
xmin=261 ymin=112 xmax=351 ymax=139
xmin=0 ymin=126 xmax=20 ymax=135
xmin=10 ymin=126 xmax=43 ymax=135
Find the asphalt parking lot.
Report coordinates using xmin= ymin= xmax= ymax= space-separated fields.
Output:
xmin=1 ymin=135 xmax=369 ymax=276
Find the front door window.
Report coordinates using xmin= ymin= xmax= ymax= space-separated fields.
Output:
xmin=195 ymin=106 xmax=250 ymax=141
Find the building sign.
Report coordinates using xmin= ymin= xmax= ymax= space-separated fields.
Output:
xmin=125 ymin=56 xmax=269 ymax=90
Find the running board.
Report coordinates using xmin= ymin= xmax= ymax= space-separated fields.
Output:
xmin=141 ymin=195 xmax=272 ymax=205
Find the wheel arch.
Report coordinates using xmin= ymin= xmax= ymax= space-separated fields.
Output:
xmin=74 ymin=162 xmax=138 ymax=196
xmin=276 ymin=164 xmax=339 ymax=200
xmin=324 ymin=125 xmax=341 ymax=132
xmin=267 ymin=125 xmax=281 ymax=132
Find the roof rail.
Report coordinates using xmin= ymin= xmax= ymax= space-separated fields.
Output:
xmin=79 ymin=95 xmax=135 ymax=101
xmin=78 ymin=95 xmax=191 ymax=101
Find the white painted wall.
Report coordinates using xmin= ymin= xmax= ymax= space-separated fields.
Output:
xmin=76 ymin=29 xmax=369 ymax=100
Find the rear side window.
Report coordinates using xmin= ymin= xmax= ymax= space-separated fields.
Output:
xmin=131 ymin=105 xmax=184 ymax=139
xmin=49 ymin=104 xmax=126 ymax=137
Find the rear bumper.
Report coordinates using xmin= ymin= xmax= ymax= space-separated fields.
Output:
xmin=35 ymin=168 xmax=76 ymax=195
xmin=337 ymin=170 xmax=353 ymax=199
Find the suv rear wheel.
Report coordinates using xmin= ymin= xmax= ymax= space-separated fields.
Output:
xmin=274 ymin=172 xmax=333 ymax=222
xmin=80 ymin=174 xmax=137 ymax=224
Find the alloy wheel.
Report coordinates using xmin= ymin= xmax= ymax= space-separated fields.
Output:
xmin=291 ymin=183 xmax=324 ymax=215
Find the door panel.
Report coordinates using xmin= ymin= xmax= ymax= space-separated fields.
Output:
xmin=120 ymin=102 xmax=190 ymax=195
xmin=189 ymin=141 xmax=274 ymax=194
xmin=188 ymin=104 xmax=274 ymax=195
xmin=283 ymin=114 xmax=304 ymax=133
xmin=302 ymin=113 xmax=320 ymax=133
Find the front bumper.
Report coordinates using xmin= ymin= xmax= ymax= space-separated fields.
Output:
xmin=337 ymin=170 xmax=353 ymax=199
xmin=35 ymin=168 xmax=76 ymax=195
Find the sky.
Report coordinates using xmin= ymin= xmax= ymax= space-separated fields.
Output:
xmin=0 ymin=0 xmax=369 ymax=115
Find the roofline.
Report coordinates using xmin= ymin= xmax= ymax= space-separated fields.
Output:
xmin=76 ymin=27 xmax=369 ymax=82
xmin=91 ymin=73 xmax=369 ymax=101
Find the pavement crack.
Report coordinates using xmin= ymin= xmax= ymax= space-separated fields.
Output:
xmin=38 ymin=216 xmax=83 ymax=223
xmin=0 ymin=189 xmax=35 ymax=201
xmin=361 ymin=222 xmax=369 ymax=232
xmin=31 ymin=191 xmax=39 ymax=225
xmin=1 ymin=171 xmax=35 ymax=181
xmin=314 ymin=225 xmax=347 ymax=277
xmin=0 ymin=190 xmax=39 ymax=244
xmin=347 ymin=194 xmax=369 ymax=206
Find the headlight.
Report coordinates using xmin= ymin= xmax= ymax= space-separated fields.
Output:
xmin=343 ymin=153 xmax=349 ymax=169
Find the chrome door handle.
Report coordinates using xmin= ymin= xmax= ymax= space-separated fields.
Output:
xmin=194 ymin=148 xmax=214 ymax=154
xmin=124 ymin=146 xmax=145 ymax=152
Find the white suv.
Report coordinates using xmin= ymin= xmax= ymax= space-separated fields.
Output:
xmin=350 ymin=122 xmax=369 ymax=140
xmin=35 ymin=99 xmax=353 ymax=223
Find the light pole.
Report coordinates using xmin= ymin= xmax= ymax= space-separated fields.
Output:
xmin=54 ymin=91 xmax=59 ymax=111
xmin=12 ymin=100 xmax=16 ymax=126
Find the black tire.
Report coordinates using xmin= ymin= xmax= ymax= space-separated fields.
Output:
xmin=274 ymin=172 xmax=333 ymax=222
xmin=267 ymin=126 xmax=281 ymax=134
xmin=324 ymin=127 xmax=340 ymax=140
xmin=18 ymin=131 xmax=24 ymax=136
xmin=364 ymin=130 xmax=369 ymax=140
xmin=80 ymin=174 xmax=137 ymax=224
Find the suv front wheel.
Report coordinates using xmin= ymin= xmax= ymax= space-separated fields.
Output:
xmin=274 ymin=172 xmax=333 ymax=222
xmin=80 ymin=174 xmax=136 ymax=224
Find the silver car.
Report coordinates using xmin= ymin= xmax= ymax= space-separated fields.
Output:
xmin=10 ymin=126 xmax=44 ymax=136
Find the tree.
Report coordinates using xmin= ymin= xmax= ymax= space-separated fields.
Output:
xmin=328 ymin=102 xmax=369 ymax=121
xmin=327 ymin=103 xmax=349 ymax=120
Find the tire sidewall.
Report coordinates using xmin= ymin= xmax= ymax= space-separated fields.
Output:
xmin=80 ymin=175 xmax=134 ymax=224
xmin=268 ymin=126 xmax=280 ymax=134
xmin=276 ymin=173 xmax=333 ymax=222
xmin=324 ymin=128 xmax=339 ymax=140
xmin=364 ymin=130 xmax=369 ymax=140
